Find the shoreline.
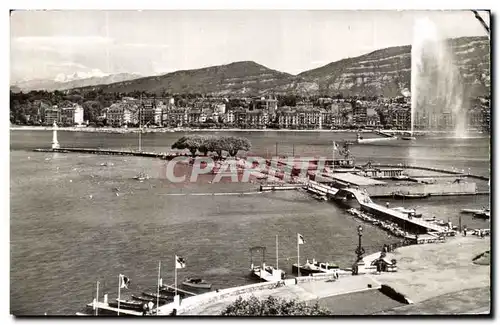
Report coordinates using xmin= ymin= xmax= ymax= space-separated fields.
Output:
xmin=9 ymin=126 xmax=488 ymax=135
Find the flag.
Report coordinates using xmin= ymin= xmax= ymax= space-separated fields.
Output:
xmin=175 ymin=255 xmax=186 ymax=269
xmin=333 ymin=141 xmax=339 ymax=151
xmin=298 ymin=233 xmax=305 ymax=245
xmin=120 ymin=274 xmax=130 ymax=289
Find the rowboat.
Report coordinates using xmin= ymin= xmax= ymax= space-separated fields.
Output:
xmin=109 ymin=299 xmax=148 ymax=311
xmin=181 ymin=278 xmax=212 ymax=291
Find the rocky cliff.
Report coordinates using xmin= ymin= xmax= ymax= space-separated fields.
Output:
xmin=68 ymin=36 xmax=490 ymax=98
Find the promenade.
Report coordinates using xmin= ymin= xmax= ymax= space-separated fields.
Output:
xmin=176 ymin=235 xmax=490 ymax=315
xmin=177 ymin=275 xmax=382 ymax=315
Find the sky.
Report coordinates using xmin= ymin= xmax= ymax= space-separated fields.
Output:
xmin=10 ymin=10 xmax=490 ymax=82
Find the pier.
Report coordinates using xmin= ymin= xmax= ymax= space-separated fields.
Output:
xmin=85 ymin=301 xmax=144 ymax=316
xmin=304 ymin=181 xmax=452 ymax=235
xmin=33 ymin=147 xmax=189 ymax=160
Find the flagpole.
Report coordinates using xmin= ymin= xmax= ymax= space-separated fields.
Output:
xmin=96 ymin=281 xmax=99 ymax=316
xmin=117 ymin=275 xmax=121 ymax=316
xmin=276 ymin=235 xmax=279 ymax=269
xmin=174 ymin=256 xmax=178 ymax=297
xmin=157 ymin=261 xmax=161 ymax=315
xmin=297 ymin=234 xmax=301 ymax=277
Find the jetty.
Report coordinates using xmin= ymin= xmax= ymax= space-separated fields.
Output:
xmin=33 ymin=147 xmax=189 ymax=160
xmin=304 ymin=180 xmax=451 ymax=235
xmin=85 ymin=301 xmax=144 ymax=316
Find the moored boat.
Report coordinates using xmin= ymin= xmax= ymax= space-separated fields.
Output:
xmin=181 ymin=278 xmax=212 ymax=291
xmin=393 ymin=193 xmax=429 ymax=199
xmin=292 ymin=259 xmax=340 ymax=276
xmin=109 ymin=299 xmax=148 ymax=311
xmin=131 ymin=294 xmax=168 ymax=303
xmin=142 ymin=291 xmax=175 ymax=301
xmin=473 ymin=211 xmax=490 ymax=219
xmin=461 ymin=208 xmax=489 ymax=214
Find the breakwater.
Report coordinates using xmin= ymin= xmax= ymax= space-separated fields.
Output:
xmin=373 ymin=163 xmax=489 ymax=181
xmin=33 ymin=147 xmax=188 ymax=160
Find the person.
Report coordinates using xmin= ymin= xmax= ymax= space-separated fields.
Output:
xmin=386 ymin=202 xmax=390 ymax=208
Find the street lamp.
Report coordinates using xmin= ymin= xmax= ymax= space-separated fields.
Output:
xmin=353 ymin=225 xmax=365 ymax=275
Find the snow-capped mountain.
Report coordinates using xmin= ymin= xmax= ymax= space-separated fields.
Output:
xmin=54 ymin=69 xmax=110 ymax=83
xmin=11 ymin=72 xmax=142 ymax=92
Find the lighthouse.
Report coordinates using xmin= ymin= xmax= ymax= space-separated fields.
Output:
xmin=52 ymin=121 xmax=60 ymax=149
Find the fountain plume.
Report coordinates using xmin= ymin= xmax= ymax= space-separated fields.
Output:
xmin=411 ymin=17 xmax=467 ymax=137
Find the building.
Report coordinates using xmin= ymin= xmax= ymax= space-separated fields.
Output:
xmin=353 ymin=101 xmax=368 ymax=126
xmin=225 ymin=110 xmax=235 ymax=124
xmin=165 ymin=107 xmax=187 ymax=127
xmin=366 ymin=108 xmax=380 ymax=127
xmin=44 ymin=106 xmax=60 ymax=125
xmin=188 ymin=109 xmax=202 ymax=124
xmin=58 ymin=103 xmax=84 ymax=126
xmin=106 ymin=104 xmax=125 ymax=127
xmin=276 ymin=107 xmax=298 ymax=129
xmin=139 ymin=99 xmax=156 ymax=126
xmin=245 ymin=110 xmax=268 ymax=128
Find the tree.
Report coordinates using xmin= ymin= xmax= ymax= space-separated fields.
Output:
xmin=204 ymin=136 xmax=223 ymax=158
xmin=220 ymin=296 xmax=329 ymax=316
xmin=171 ymin=135 xmax=206 ymax=156
xmin=220 ymin=136 xmax=251 ymax=157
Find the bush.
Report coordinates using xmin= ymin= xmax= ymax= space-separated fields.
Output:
xmin=220 ymin=295 xmax=329 ymax=316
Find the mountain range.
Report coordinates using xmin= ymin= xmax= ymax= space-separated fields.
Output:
xmin=11 ymin=36 xmax=490 ymax=98
xmin=11 ymin=73 xmax=142 ymax=93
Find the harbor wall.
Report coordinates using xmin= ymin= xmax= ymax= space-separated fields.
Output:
xmin=159 ymin=280 xmax=285 ymax=315
xmin=159 ymin=274 xmax=345 ymax=315
xmin=365 ymin=182 xmax=477 ymax=197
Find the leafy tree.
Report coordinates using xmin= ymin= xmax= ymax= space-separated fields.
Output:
xmin=220 ymin=136 xmax=251 ymax=157
xmin=171 ymin=135 xmax=205 ymax=156
xmin=220 ymin=296 xmax=329 ymax=316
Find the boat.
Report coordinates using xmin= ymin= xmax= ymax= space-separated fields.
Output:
xmin=109 ymin=299 xmax=148 ymax=311
xmin=473 ymin=211 xmax=490 ymax=219
xmin=292 ymin=259 xmax=340 ymax=276
xmin=401 ymin=136 xmax=416 ymax=140
xmin=461 ymin=208 xmax=489 ymax=214
xmin=181 ymin=278 xmax=212 ymax=291
xmin=131 ymin=295 xmax=168 ymax=303
xmin=393 ymin=193 xmax=429 ymax=199
xmin=249 ymin=244 xmax=285 ymax=282
xmin=313 ymin=194 xmax=328 ymax=201
xmin=142 ymin=291 xmax=175 ymax=301
xmin=392 ymin=207 xmax=422 ymax=218
xmin=133 ymin=172 xmax=150 ymax=181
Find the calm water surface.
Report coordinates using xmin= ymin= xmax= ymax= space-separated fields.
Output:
xmin=10 ymin=130 xmax=490 ymax=315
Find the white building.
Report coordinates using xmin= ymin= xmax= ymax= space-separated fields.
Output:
xmin=74 ymin=104 xmax=84 ymax=125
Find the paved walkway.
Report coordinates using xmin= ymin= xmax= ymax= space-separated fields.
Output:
xmin=183 ymin=275 xmax=380 ymax=315
xmin=372 ymin=236 xmax=490 ymax=304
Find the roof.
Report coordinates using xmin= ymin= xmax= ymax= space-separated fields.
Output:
xmin=329 ymin=172 xmax=386 ymax=186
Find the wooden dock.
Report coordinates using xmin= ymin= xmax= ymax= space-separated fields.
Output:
xmin=85 ymin=302 xmax=144 ymax=316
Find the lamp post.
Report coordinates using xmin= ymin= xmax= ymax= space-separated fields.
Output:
xmin=353 ymin=225 xmax=365 ymax=275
